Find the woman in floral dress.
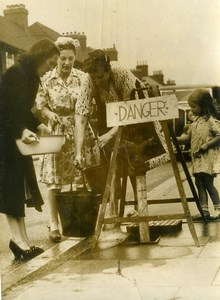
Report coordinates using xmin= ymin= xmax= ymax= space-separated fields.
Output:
xmin=35 ymin=37 xmax=100 ymax=242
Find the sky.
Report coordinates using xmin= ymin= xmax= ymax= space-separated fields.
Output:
xmin=0 ymin=0 xmax=220 ymax=85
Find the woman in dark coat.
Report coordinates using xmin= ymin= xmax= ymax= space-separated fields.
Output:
xmin=0 ymin=39 xmax=59 ymax=260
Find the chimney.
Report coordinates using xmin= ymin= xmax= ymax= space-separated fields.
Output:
xmin=151 ymin=70 xmax=164 ymax=85
xmin=105 ymin=48 xmax=118 ymax=61
xmin=4 ymin=4 xmax=28 ymax=31
xmin=136 ymin=61 xmax=148 ymax=77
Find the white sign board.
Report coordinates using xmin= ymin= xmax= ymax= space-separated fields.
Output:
xmin=106 ymin=94 xmax=178 ymax=127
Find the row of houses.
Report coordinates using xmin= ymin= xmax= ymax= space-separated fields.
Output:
xmin=0 ymin=4 xmax=175 ymax=88
xmin=0 ymin=4 xmax=118 ymax=80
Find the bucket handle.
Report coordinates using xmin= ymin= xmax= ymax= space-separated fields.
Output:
xmin=69 ymin=171 xmax=88 ymax=192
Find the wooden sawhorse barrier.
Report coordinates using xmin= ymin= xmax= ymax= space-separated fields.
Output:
xmin=118 ymin=124 xmax=207 ymax=222
xmin=118 ymin=86 xmax=206 ymax=223
xmin=92 ymin=95 xmax=200 ymax=248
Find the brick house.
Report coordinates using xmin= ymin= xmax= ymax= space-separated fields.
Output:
xmin=0 ymin=4 xmax=118 ymax=81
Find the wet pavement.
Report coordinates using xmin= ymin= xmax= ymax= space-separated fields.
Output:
xmin=2 ymin=170 xmax=220 ymax=299
xmin=0 ymin=160 xmax=175 ymax=273
xmin=3 ymin=220 xmax=220 ymax=300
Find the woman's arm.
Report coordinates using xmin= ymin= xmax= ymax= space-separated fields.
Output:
xmin=35 ymin=82 xmax=61 ymax=128
xmin=74 ymin=114 xmax=89 ymax=167
xmin=98 ymin=126 xmax=118 ymax=148
xmin=39 ymin=106 xmax=61 ymax=124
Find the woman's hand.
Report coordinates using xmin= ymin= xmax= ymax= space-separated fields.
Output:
xmin=74 ymin=154 xmax=85 ymax=170
xmin=200 ymin=143 xmax=209 ymax=153
xmin=48 ymin=112 xmax=61 ymax=129
xmin=98 ymin=132 xmax=113 ymax=148
xmin=21 ymin=129 xmax=39 ymax=144
xmin=37 ymin=123 xmax=51 ymax=136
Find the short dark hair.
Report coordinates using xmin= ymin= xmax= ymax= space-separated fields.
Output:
xmin=18 ymin=39 xmax=59 ymax=68
xmin=29 ymin=39 xmax=60 ymax=66
xmin=188 ymin=89 xmax=218 ymax=118
xmin=83 ymin=49 xmax=111 ymax=73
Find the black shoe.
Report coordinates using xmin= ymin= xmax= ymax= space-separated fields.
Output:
xmin=9 ymin=240 xmax=44 ymax=260
xmin=9 ymin=240 xmax=33 ymax=260
xmin=31 ymin=246 xmax=44 ymax=257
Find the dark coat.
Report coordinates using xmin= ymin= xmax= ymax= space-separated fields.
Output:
xmin=0 ymin=61 xmax=44 ymax=217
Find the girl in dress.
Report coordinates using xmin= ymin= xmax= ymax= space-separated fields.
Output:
xmin=178 ymin=89 xmax=220 ymax=220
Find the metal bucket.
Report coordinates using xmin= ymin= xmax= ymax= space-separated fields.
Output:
xmin=83 ymin=164 xmax=109 ymax=195
xmin=56 ymin=190 xmax=101 ymax=237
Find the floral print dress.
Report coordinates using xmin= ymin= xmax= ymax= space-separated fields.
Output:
xmin=190 ymin=116 xmax=220 ymax=175
xmin=35 ymin=67 xmax=100 ymax=189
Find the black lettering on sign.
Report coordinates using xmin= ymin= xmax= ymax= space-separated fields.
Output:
xmin=157 ymin=100 xmax=166 ymax=116
xmin=119 ymin=106 xmax=126 ymax=121
xmin=118 ymin=100 xmax=167 ymax=121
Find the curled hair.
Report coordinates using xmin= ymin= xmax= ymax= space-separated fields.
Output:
xmin=188 ymin=89 xmax=218 ymax=118
xmin=55 ymin=37 xmax=76 ymax=54
xmin=18 ymin=39 xmax=59 ymax=69
xmin=83 ymin=49 xmax=111 ymax=73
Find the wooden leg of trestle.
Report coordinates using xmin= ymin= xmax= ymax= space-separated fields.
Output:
xmin=93 ymin=127 xmax=123 ymax=249
xmin=130 ymin=175 xmax=138 ymax=210
xmin=119 ymin=172 xmax=127 ymax=217
xmin=136 ymin=175 xmax=150 ymax=243
xmin=161 ymin=121 xmax=200 ymax=247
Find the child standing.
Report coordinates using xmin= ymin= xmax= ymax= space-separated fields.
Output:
xmin=178 ymin=89 xmax=220 ymax=220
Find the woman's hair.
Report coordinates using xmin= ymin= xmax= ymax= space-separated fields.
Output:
xmin=188 ymin=88 xmax=218 ymax=118
xmin=55 ymin=37 xmax=77 ymax=54
xmin=83 ymin=49 xmax=111 ymax=73
xmin=18 ymin=39 xmax=59 ymax=69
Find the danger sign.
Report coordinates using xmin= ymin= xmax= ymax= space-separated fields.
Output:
xmin=106 ymin=94 xmax=178 ymax=127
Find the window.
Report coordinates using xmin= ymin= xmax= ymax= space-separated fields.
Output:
xmin=6 ymin=52 xmax=15 ymax=69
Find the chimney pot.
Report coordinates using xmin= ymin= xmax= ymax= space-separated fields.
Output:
xmin=4 ymin=4 xmax=28 ymax=31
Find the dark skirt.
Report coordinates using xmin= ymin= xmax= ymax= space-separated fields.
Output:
xmin=0 ymin=138 xmax=44 ymax=217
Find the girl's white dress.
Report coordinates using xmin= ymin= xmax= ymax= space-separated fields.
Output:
xmin=190 ymin=116 xmax=220 ymax=175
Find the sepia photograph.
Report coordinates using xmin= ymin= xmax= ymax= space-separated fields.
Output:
xmin=1 ymin=0 xmax=220 ymax=299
